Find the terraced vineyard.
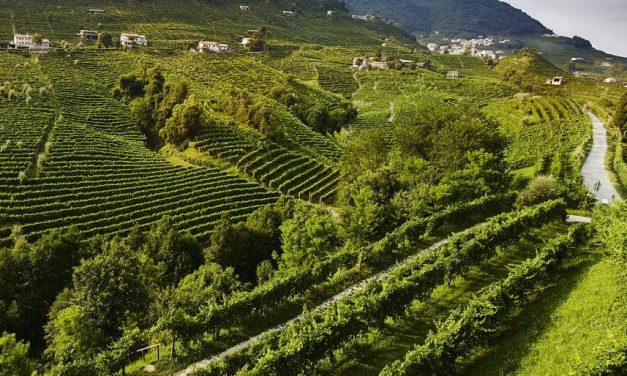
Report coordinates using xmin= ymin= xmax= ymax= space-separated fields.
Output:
xmin=485 ymin=95 xmax=589 ymax=169
xmin=193 ymin=124 xmax=339 ymax=203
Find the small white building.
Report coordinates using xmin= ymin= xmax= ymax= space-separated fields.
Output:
xmin=13 ymin=34 xmax=50 ymax=52
xmin=240 ymin=5 xmax=250 ymax=11
xmin=427 ymin=43 xmax=438 ymax=52
xmin=571 ymin=57 xmax=586 ymax=62
xmin=352 ymin=14 xmax=375 ymax=21
xmin=603 ymin=77 xmax=617 ymax=84
xmin=120 ymin=33 xmax=148 ymax=48
xmin=198 ymin=41 xmax=229 ymax=53
xmin=77 ymin=30 xmax=99 ymax=41
xmin=283 ymin=11 xmax=296 ymax=16
xmin=447 ymin=71 xmax=460 ymax=78
xmin=546 ymin=77 xmax=563 ymax=85
xmin=87 ymin=8 xmax=105 ymax=14
xmin=240 ymin=37 xmax=252 ymax=46
xmin=327 ymin=10 xmax=337 ymax=16
xmin=370 ymin=61 xmax=388 ymax=70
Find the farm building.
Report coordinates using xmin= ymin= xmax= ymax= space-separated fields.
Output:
xmin=77 ymin=30 xmax=99 ymax=41
xmin=240 ymin=5 xmax=250 ymax=11
xmin=198 ymin=41 xmax=230 ymax=53
xmin=352 ymin=57 xmax=368 ymax=69
xmin=13 ymin=34 xmax=50 ymax=52
xmin=352 ymin=14 xmax=376 ymax=21
xmin=546 ymin=77 xmax=563 ymax=85
xmin=240 ymin=37 xmax=252 ymax=46
xmin=603 ymin=77 xmax=617 ymax=83
xmin=87 ymin=8 xmax=105 ymax=14
xmin=369 ymin=61 xmax=388 ymax=70
xmin=283 ymin=11 xmax=296 ymax=16
xmin=447 ymin=71 xmax=460 ymax=78
xmin=120 ymin=33 xmax=148 ymax=48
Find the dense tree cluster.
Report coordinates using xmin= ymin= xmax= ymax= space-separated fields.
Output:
xmin=266 ymin=82 xmax=357 ymax=134
xmin=115 ymin=68 xmax=207 ymax=148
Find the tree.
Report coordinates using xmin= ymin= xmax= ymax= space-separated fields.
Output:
xmin=143 ymin=217 xmax=203 ymax=287
xmin=341 ymin=130 xmax=390 ymax=182
xmin=46 ymin=305 xmax=102 ymax=363
xmin=613 ymin=91 xmax=627 ymax=138
xmin=68 ymin=239 xmax=150 ymax=340
xmin=340 ymin=168 xmax=401 ymax=247
xmin=0 ymin=332 xmax=36 ymax=376
xmin=160 ymin=94 xmax=204 ymax=146
xmin=97 ymin=32 xmax=113 ymax=48
xmin=280 ymin=203 xmax=341 ymax=269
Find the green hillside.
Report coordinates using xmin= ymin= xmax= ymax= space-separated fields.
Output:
xmin=0 ymin=1 xmax=625 ymax=376
xmin=344 ymin=0 xmax=550 ymax=37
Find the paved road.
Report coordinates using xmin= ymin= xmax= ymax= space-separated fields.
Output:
xmin=581 ymin=112 xmax=621 ymax=203
xmin=174 ymin=236 xmax=453 ymax=376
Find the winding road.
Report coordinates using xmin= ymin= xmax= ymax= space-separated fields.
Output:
xmin=581 ymin=112 xmax=621 ymax=203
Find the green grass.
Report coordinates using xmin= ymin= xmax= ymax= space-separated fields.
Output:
xmin=459 ymin=255 xmax=626 ymax=375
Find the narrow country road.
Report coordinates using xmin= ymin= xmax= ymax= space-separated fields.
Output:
xmin=174 ymin=236 xmax=452 ymax=376
xmin=581 ymin=112 xmax=621 ymax=203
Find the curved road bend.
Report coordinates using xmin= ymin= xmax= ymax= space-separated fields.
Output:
xmin=582 ymin=112 xmax=621 ymax=203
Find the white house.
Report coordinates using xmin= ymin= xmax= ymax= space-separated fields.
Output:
xmin=77 ymin=30 xmax=99 ymax=41
xmin=120 ymin=33 xmax=148 ymax=48
xmin=283 ymin=11 xmax=296 ymax=16
xmin=352 ymin=57 xmax=368 ymax=69
xmin=240 ymin=37 xmax=252 ymax=46
xmin=13 ymin=34 xmax=50 ymax=52
xmin=240 ymin=5 xmax=250 ymax=11
xmin=198 ymin=41 xmax=229 ymax=53
xmin=447 ymin=71 xmax=460 ymax=78
xmin=369 ymin=61 xmax=388 ymax=70
xmin=327 ymin=10 xmax=337 ymax=16
xmin=427 ymin=43 xmax=438 ymax=52
xmin=352 ymin=14 xmax=375 ymax=21
xmin=546 ymin=77 xmax=563 ymax=85
xmin=604 ymin=77 xmax=617 ymax=84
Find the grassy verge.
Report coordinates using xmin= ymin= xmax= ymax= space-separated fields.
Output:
xmin=459 ymin=253 xmax=626 ymax=375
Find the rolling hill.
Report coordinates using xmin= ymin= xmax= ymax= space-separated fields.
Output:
xmin=343 ymin=0 xmax=550 ymax=37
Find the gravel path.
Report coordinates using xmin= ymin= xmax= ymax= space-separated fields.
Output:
xmin=581 ymin=112 xmax=621 ymax=203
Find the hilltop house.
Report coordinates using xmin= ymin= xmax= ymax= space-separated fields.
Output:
xmin=120 ymin=33 xmax=148 ymax=48
xmin=198 ymin=41 xmax=230 ymax=53
xmin=87 ymin=8 xmax=105 ymax=14
xmin=369 ymin=61 xmax=388 ymax=70
xmin=240 ymin=5 xmax=250 ymax=11
xmin=77 ymin=30 xmax=99 ymax=41
xmin=13 ymin=34 xmax=50 ymax=52
xmin=447 ymin=71 xmax=460 ymax=78
xmin=352 ymin=14 xmax=376 ymax=21
xmin=283 ymin=11 xmax=296 ymax=16
xmin=546 ymin=77 xmax=563 ymax=85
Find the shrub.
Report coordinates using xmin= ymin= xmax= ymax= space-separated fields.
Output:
xmin=516 ymin=175 xmax=560 ymax=207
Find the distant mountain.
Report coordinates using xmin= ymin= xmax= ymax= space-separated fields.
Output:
xmin=343 ymin=0 xmax=551 ymax=37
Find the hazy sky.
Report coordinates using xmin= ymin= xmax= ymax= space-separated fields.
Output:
xmin=504 ymin=0 xmax=627 ymax=57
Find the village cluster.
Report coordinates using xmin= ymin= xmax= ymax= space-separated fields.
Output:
xmin=426 ymin=36 xmax=505 ymax=60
